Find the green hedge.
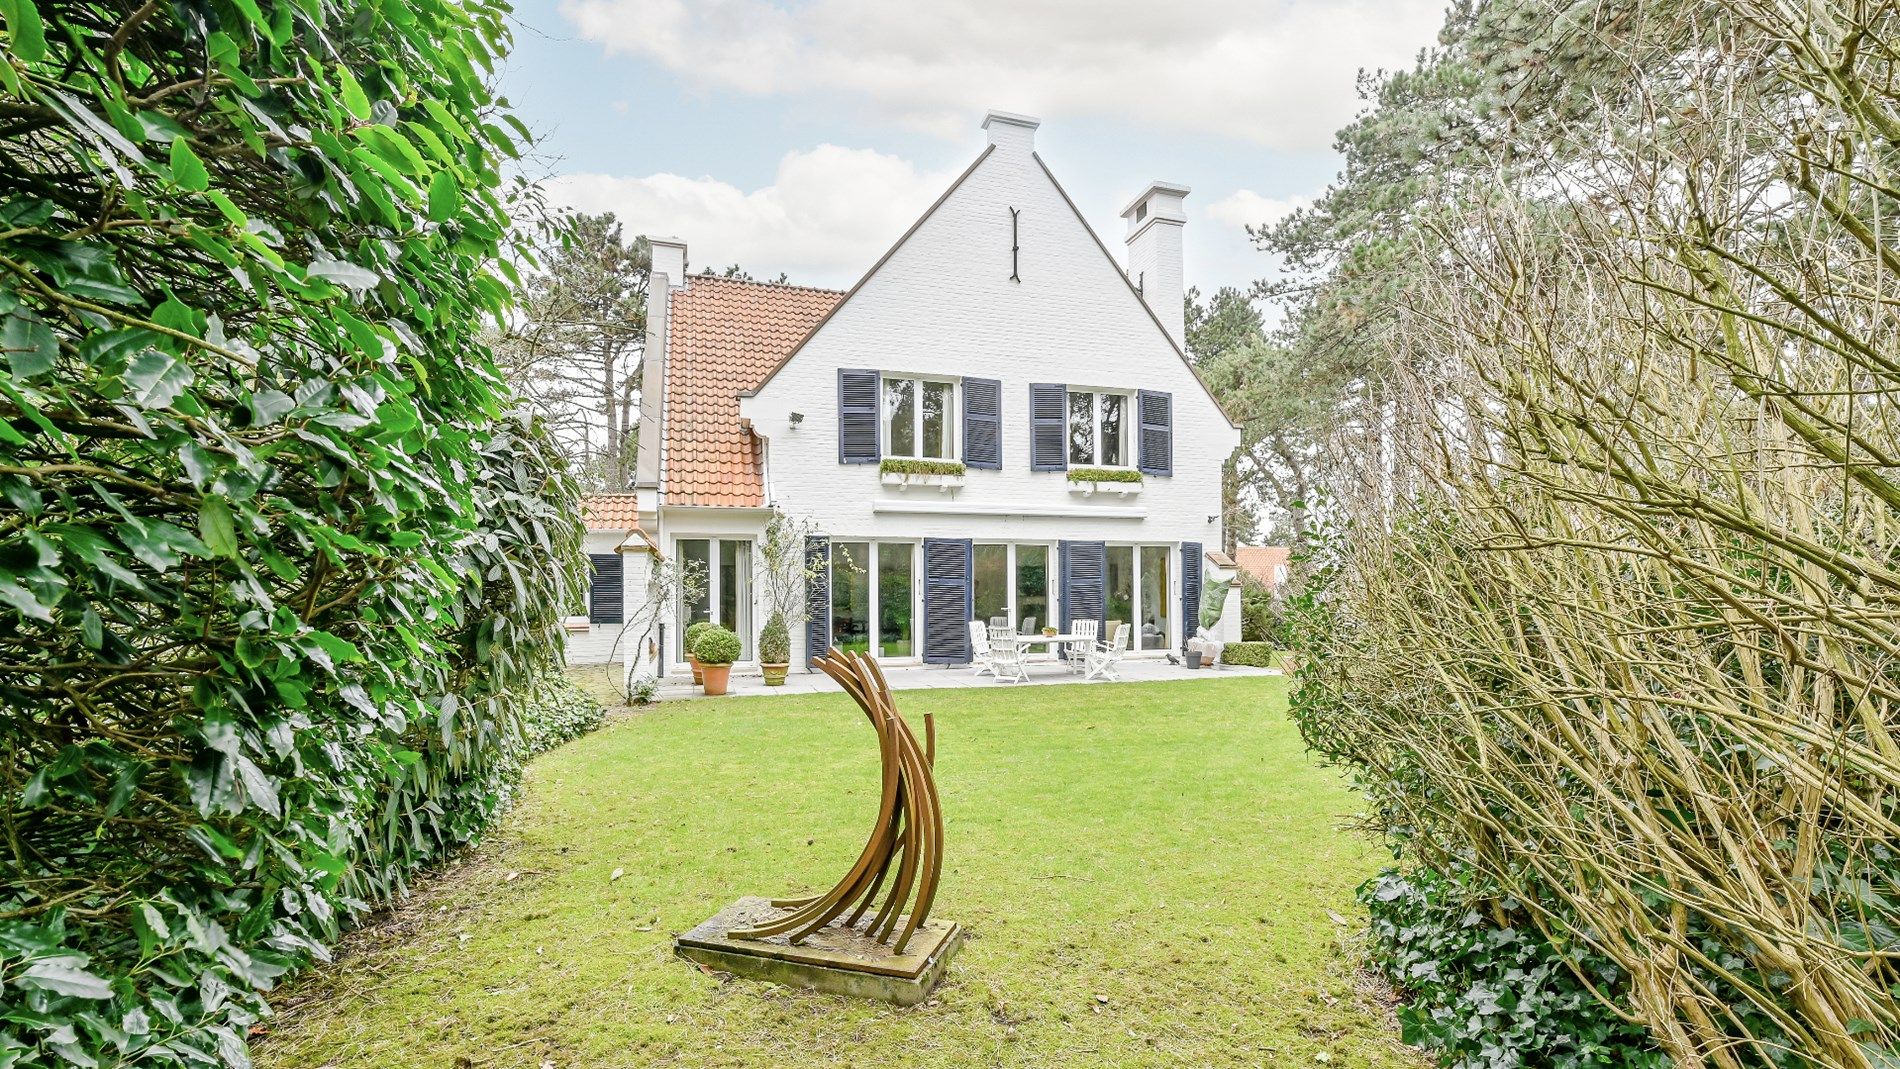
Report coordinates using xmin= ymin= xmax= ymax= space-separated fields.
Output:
xmin=1066 ymin=466 xmax=1143 ymax=484
xmin=1219 ymin=642 xmax=1277 ymax=667
xmin=0 ymin=4 xmax=578 ymax=1067
xmin=880 ymin=458 xmax=966 ymax=477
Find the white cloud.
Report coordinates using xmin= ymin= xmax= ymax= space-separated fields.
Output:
xmin=544 ymin=144 xmax=957 ymax=286
xmin=556 ymin=0 xmax=1446 ymax=150
xmin=1205 ymin=189 xmax=1312 ymax=230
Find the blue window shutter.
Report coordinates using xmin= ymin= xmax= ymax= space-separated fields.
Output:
xmin=1058 ymin=540 xmax=1105 ymax=632
xmin=1030 ymin=383 xmax=1067 ymax=471
xmin=922 ymin=538 xmax=973 ymax=664
xmin=1138 ymin=390 xmax=1173 ymax=476
xmin=588 ymin=553 xmax=623 ymax=624
xmin=962 ymin=377 xmax=1002 ymax=470
xmin=805 ymin=535 xmax=830 ymax=667
xmin=1180 ymin=542 xmax=1203 ymax=651
xmin=838 ymin=370 xmax=880 ymax=464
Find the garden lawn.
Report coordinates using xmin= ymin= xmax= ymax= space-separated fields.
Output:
xmin=258 ymin=676 xmax=1420 ymax=1069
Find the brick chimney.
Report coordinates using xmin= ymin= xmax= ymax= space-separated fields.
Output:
xmin=981 ymin=109 xmax=1040 ymax=155
xmin=1120 ymin=182 xmax=1190 ymax=349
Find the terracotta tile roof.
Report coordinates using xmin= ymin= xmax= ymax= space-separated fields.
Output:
xmin=580 ymin=492 xmax=641 ymax=531
xmin=663 ymin=276 xmax=845 ymax=507
xmin=1234 ymin=545 xmax=1292 ymax=589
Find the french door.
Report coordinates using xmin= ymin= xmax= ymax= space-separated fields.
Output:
xmin=676 ymin=538 xmax=752 ymax=661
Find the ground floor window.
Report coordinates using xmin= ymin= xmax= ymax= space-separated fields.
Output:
xmin=833 ymin=541 xmax=916 ymax=658
xmin=973 ymin=543 xmax=1056 ymax=635
xmin=1105 ymin=544 xmax=1174 ymax=650
xmin=677 ymin=537 xmax=751 ymax=660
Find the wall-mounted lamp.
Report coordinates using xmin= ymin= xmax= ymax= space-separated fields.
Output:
xmin=1206 ymin=515 xmax=1219 ymax=525
xmin=789 ymin=411 xmax=805 ymax=428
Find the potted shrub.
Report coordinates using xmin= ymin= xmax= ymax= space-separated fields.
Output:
xmin=684 ymin=620 xmax=715 ymax=686
xmin=758 ymin=611 xmax=791 ymax=685
xmin=694 ymin=625 xmax=741 ymax=695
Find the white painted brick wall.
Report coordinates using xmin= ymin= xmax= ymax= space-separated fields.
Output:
xmin=563 ymin=530 xmax=640 ymax=666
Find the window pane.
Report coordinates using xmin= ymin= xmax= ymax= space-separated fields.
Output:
xmin=720 ymin=540 xmax=751 ymax=659
xmin=884 ymin=378 xmax=916 ymax=456
xmin=922 ymin=381 xmax=952 ymax=459
xmin=1140 ymin=545 xmax=1170 ymax=650
xmin=877 ymin=542 xmax=914 ymax=658
xmin=679 ymin=539 xmax=712 ymax=658
xmin=1015 ymin=545 xmax=1050 ymax=634
xmin=1068 ymin=391 xmax=1094 ymax=464
xmin=832 ymin=542 xmax=872 ymax=654
xmin=1100 ymin=394 xmax=1124 ymax=467
xmin=973 ymin=544 xmax=1009 ymax=626
xmin=1106 ymin=545 xmax=1134 ymax=639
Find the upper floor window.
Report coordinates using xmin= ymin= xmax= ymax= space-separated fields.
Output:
xmin=1067 ymin=390 xmax=1128 ymax=467
xmin=883 ymin=375 xmax=955 ymax=459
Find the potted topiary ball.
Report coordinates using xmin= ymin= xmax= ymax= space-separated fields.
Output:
xmin=758 ymin=611 xmax=791 ymax=686
xmin=694 ymin=624 xmax=742 ymax=696
xmin=684 ymin=620 xmax=714 ymax=685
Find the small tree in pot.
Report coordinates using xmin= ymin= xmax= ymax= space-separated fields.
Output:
xmin=754 ymin=510 xmax=824 ymax=682
xmin=684 ymin=620 xmax=715 ymax=686
xmin=694 ymin=625 xmax=742 ymax=696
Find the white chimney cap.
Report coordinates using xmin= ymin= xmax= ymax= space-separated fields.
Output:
xmin=1120 ymin=182 xmax=1191 ymax=220
xmin=981 ymin=109 xmax=1041 ymax=133
xmin=982 ymin=110 xmax=1041 ymax=152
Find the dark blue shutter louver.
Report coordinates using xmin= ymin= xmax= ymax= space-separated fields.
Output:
xmin=1058 ymin=540 xmax=1106 ymax=633
xmin=1030 ymin=383 xmax=1067 ymax=472
xmin=805 ymin=535 xmax=831 ymax=668
xmin=962 ymin=377 xmax=1002 ymax=470
xmin=588 ymin=553 xmax=623 ymax=624
xmin=1180 ymin=542 xmax=1203 ymax=652
xmin=1137 ymin=390 xmax=1173 ymax=476
xmin=838 ymin=369 xmax=880 ymax=464
xmin=922 ymin=538 xmax=973 ymax=664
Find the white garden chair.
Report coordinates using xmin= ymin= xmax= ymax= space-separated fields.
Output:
xmin=1084 ymin=623 xmax=1130 ymax=682
xmin=987 ymin=623 xmax=1028 ymax=683
xmin=1065 ymin=619 xmax=1098 ymax=673
xmin=967 ymin=620 xmax=994 ymax=677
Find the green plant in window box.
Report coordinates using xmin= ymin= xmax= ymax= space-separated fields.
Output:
xmin=1066 ymin=467 xmax=1144 ymax=484
xmin=880 ymin=458 xmax=967 ymax=478
xmin=684 ymin=620 xmax=715 ymax=685
xmin=758 ymin=611 xmax=791 ymax=685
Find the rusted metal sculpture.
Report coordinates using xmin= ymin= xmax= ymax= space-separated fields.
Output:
xmin=728 ymin=648 xmax=943 ymax=955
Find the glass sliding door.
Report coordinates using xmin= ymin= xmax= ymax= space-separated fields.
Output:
xmin=718 ymin=540 xmax=752 ymax=659
xmin=1106 ymin=545 xmax=1134 ymax=638
xmin=1015 ymin=544 xmax=1050 ymax=634
xmin=832 ymin=541 xmax=872 ymax=654
xmin=676 ymin=537 xmax=754 ymax=661
xmin=1139 ymin=546 xmax=1170 ymax=650
xmin=876 ymin=542 xmax=915 ymax=658
xmin=973 ymin=544 xmax=1008 ymax=626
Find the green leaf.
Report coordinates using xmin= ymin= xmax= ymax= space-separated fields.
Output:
xmin=169 ymin=138 xmax=209 ymax=192
xmin=2 ymin=0 xmax=46 ymax=64
xmin=198 ymin=497 xmax=237 ymax=558
xmin=306 ymin=257 xmax=380 ymax=291
xmin=1 ymin=313 xmax=57 ymax=379
xmin=428 ymin=169 xmax=460 ymax=223
xmin=337 ymin=64 xmax=371 ymax=121
xmin=122 ymin=349 xmax=194 ymax=408
xmin=19 ymin=962 xmax=112 ymax=1000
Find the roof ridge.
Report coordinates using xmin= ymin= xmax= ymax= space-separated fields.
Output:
xmin=684 ymin=273 xmax=847 ymax=297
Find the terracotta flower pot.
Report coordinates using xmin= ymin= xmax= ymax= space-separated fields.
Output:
xmin=687 ymin=654 xmax=703 ymax=686
xmin=761 ymin=662 xmax=789 ymax=686
xmin=701 ymin=662 xmax=732 ymax=696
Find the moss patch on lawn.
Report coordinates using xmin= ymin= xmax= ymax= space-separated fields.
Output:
xmin=257 ymin=677 xmax=1419 ymax=1069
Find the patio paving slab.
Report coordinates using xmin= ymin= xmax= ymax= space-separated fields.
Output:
xmin=654 ymin=656 xmax=1277 ymax=701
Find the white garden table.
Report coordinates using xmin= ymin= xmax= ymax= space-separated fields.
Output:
xmin=1014 ymin=633 xmax=1089 ymax=673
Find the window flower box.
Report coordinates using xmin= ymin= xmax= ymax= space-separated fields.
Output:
xmin=1066 ymin=467 xmax=1142 ymax=496
xmin=879 ymin=459 xmax=966 ymax=491
xmin=563 ymin=615 xmax=594 ymax=633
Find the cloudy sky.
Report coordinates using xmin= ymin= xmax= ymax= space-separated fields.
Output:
xmin=499 ymin=0 xmax=1448 ymax=299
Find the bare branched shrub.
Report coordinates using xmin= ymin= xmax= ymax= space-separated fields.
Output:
xmin=1297 ymin=5 xmax=1900 ymax=1066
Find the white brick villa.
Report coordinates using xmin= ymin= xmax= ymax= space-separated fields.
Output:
xmin=571 ymin=111 xmax=1243 ymax=678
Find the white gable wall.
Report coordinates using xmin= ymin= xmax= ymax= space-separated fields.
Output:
xmin=741 ymin=127 xmax=1237 ymax=553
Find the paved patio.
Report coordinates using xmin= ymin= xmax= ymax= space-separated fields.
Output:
xmin=655 ymin=656 xmax=1279 ymax=701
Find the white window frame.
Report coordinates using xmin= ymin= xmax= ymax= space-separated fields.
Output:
xmin=674 ymin=536 xmax=754 ymax=664
xmin=1103 ymin=542 xmax=1177 ymax=652
xmin=1067 ymin=389 xmax=1133 ymax=469
xmin=880 ymin=374 xmax=958 ymax=461
xmin=971 ymin=542 xmax=1060 ymax=658
xmin=832 ymin=540 xmax=922 ymax=660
